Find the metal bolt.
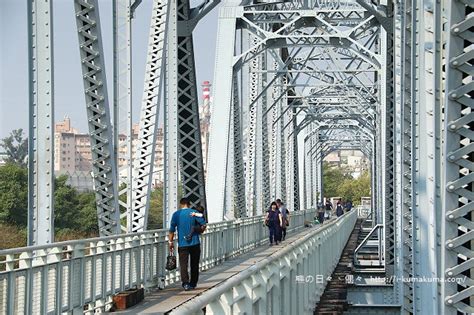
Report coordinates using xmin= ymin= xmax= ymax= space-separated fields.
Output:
xmin=448 ymin=243 xmax=454 ymax=248
xmin=448 ymin=185 xmax=455 ymax=191
xmin=450 ymin=124 xmax=456 ymax=130
xmin=451 ymin=93 xmax=457 ymax=98
xmin=453 ymin=27 xmax=460 ymax=33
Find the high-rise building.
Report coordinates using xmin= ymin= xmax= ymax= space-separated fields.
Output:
xmin=54 ymin=117 xmax=92 ymax=173
xmin=54 ymin=117 xmax=165 ymax=187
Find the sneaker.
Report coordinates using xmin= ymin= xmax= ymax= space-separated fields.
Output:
xmin=190 ymin=283 xmax=197 ymax=289
xmin=183 ymin=283 xmax=192 ymax=291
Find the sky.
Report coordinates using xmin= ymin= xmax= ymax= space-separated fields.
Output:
xmin=0 ymin=0 xmax=220 ymax=138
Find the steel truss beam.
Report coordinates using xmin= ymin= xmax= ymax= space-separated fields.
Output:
xmin=74 ymin=0 xmax=120 ymax=236
xmin=443 ymin=0 xmax=474 ymax=313
xmin=131 ymin=0 xmax=169 ymax=232
xmin=113 ymin=0 xmax=133 ymax=233
xmin=176 ymin=0 xmax=207 ymax=209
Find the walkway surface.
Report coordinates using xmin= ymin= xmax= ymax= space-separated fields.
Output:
xmin=112 ymin=221 xmax=332 ymax=314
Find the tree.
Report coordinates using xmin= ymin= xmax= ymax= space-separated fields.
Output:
xmin=322 ymin=162 xmax=371 ymax=205
xmin=54 ymin=175 xmax=80 ymax=230
xmin=322 ymin=162 xmax=352 ymax=197
xmin=148 ymin=185 xmax=164 ymax=229
xmin=76 ymin=192 xmax=98 ymax=233
xmin=1 ymin=129 xmax=28 ymax=167
xmin=0 ymin=163 xmax=28 ymax=226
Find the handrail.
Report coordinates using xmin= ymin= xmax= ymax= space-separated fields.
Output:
xmin=172 ymin=211 xmax=358 ymax=315
xmin=0 ymin=209 xmax=316 ymax=314
xmin=354 ymin=223 xmax=384 ymax=267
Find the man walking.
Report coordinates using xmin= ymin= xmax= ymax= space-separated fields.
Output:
xmin=276 ymin=199 xmax=290 ymax=241
xmin=169 ymin=198 xmax=207 ymax=291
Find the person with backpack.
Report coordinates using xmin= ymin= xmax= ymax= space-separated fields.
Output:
xmin=168 ymin=198 xmax=207 ymax=291
xmin=325 ymin=199 xmax=333 ymax=219
xmin=265 ymin=201 xmax=283 ymax=245
xmin=276 ymin=199 xmax=290 ymax=241
xmin=336 ymin=200 xmax=344 ymax=217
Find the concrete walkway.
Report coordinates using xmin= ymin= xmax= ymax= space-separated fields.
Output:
xmin=112 ymin=221 xmax=331 ymax=314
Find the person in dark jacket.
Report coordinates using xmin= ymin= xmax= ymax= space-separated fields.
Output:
xmin=265 ymin=201 xmax=283 ymax=245
xmin=336 ymin=200 xmax=344 ymax=217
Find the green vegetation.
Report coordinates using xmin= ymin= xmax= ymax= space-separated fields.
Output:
xmin=0 ymin=162 xmax=165 ymax=249
xmin=0 ymin=129 xmax=167 ymax=249
xmin=322 ymin=162 xmax=371 ymax=205
xmin=1 ymin=129 xmax=28 ymax=167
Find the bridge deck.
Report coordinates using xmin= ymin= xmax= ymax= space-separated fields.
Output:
xmin=114 ymin=222 xmax=330 ymax=314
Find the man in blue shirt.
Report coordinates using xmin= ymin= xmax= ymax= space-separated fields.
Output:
xmin=168 ymin=198 xmax=207 ymax=291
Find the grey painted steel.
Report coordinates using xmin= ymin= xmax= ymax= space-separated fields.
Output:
xmin=176 ymin=0 xmax=207 ymax=210
xmin=113 ymin=0 xmax=133 ymax=232
xmin=74 ymin=0 xmax=120 ymax=236
xmin=27 ymin=0 xmax=55 ymax=247
xmin=231 ymin=72 xmax=247 ymax=218
xmin=172 ymin=211 xmax=357 ymax=315
xmin=0 ymin=210 xmax=316 ymax=314
xmin=164 ymin=0 xmax=179 ymax=227
xmin=131 ymin=0 xmax=169 ymax=232
xmin=206 ymin=5 xmax=238 ymax=222
xmin=443 ymin=0 xmax=474 ymax=313
xmin=411 ymin=0 xmax=443 ymax=313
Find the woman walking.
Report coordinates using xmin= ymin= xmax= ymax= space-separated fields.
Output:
xmin=265 ymin=201 xmax=283 ymax=245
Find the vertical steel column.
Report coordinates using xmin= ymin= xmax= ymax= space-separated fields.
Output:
xmin=206 ymin=6 xmax=237 ymax=222
xmin=231 ymin=73 xmax=246 ymax=218
xmin=74 ymin=0 xmax=120 ymax=236
xmin=412 ymin=0 xmax=443 ymax=312
xmin=113 ymin=0 xmax=133 ymax=232
xmin=398 ymin=0 xmax=415 ymax=310
xmin=164 ymin=0 xmax=179 ymax=227
xmin=443 ymin=0 xmax=474 ymax=313
xmin=27 ymin=0 xmax=54 ymax=245
xmin=254 ymin=50 xmax=264 ymax=215
xmin=382 ymin=0 xmax=396 ymax=275
xmin=270 ymin=61 xmax=279 ymax=201
xmin=131 ymin=0 xmax=169 ymax=231
xmin=260 ymin=51 xmax=271 ymax=212
xmin=279 ymin=76 xmax=288 ymax=202
xmin=292 ymin=108 xmax=300 ymax=211
xmin=246 ymin=35 xmax=259 ymax=216
xmin=175 ymin=0 xmax=207 ymax=209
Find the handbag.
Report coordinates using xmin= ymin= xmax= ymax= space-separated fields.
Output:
xmin=166 ymin=252 xmax=177 ymax=271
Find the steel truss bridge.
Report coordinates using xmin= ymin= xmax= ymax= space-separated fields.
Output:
xmin=0 ymin=0 xmax=473 ymax=314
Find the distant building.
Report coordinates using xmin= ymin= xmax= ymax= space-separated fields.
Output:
xmin=324 ymin=150 xmax=369 ymax=176
xmin=54 ymin=117 xmax=92 ymax=173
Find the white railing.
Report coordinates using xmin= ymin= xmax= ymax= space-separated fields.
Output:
xmin=0 ymin=209 xmax=316 ymax=314
xmin=172 ymin=211 xmax=358 ymax=315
